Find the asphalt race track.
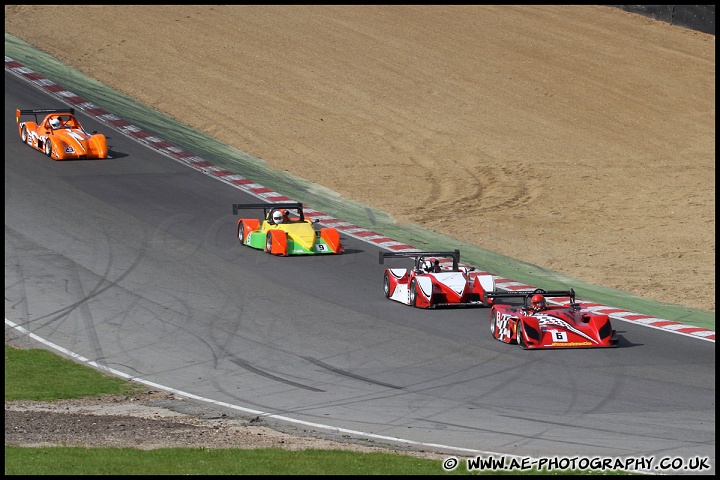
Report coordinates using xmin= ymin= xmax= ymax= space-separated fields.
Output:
xmin=5 ymin=69 xmax=715 ymax=474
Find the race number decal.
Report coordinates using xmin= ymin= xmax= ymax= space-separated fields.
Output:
xmin=316 ymin=244 xmax=327 ymax=252
xmin=551 ymin=330 xmax=568 ymax=342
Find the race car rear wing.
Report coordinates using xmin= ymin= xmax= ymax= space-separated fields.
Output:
xmin=16 ymin=108 xmax=75 ymax=124
xmin=486 ymin=288 xmax=579 ymax=308
xmin=232 ymin=202 xmax=306 ymax=222
xmin=380 ymin=249 xmax=461 ymax=272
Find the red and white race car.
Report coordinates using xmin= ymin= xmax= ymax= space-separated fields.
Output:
xmin=487 ymin=289 xmax=619 ymax=349
xmin=379 ymin=250 xmax=495 ymax=308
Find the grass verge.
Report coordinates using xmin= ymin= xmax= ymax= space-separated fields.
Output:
xmin=4 ymin=345 xmax=632 ymax=475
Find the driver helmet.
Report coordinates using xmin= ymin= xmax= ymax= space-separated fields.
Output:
xmin=272 ymin=210 xmax=284 ymax=224
xmin=49 ymin=117 xmax=60 ymax=129
xmin=531 ymin=294 xmax=546 ymax=311
xmin=424 ymin=258 xmax=435 ymax=272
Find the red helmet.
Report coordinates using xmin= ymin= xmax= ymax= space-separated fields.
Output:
xmin=531 ymin=294 xmax=546 ymax=310
xmin=423 ymin=257 xmax=436 ymax=272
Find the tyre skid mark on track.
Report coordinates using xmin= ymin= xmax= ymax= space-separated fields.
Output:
xmin=5 ymin=56 xmax=714 ymax=343
xmin=229 ymin=358 xmax=325 ymax=393
xmin=301 ymin=356 xmax=404 ymax=390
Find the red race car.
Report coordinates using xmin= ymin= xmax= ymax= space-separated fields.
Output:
xmin=16 ymin=108 xmax=109 ymax=160
xmin=379 ymin=250 xmax=495 ymax=308
xmin=487 ymin=289 xmax=618 ymax=349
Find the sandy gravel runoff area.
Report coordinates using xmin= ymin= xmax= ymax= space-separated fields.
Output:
xmin=4 ymin=388 xmax=448 ymax=458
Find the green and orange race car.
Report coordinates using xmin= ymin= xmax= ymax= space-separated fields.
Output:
xmin=232 ymin=202 xmax=344 ymax=256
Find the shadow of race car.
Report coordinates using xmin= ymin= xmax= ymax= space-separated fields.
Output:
xmin=379 ymin=250 xmax=496 ymax=308
xmin=487 ymin=288 xmax=619 ymax=349
xmin=16 ymin=108 xmax=109 ymax=160
xmin=232 ymin=202 xmax=344 ymax=256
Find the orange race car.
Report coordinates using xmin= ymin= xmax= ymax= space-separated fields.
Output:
xmin=16 ymin=108 xmax=109 ymax=160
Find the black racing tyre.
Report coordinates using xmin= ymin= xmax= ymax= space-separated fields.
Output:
xmin=409 ymin=279 xmax=418 ymax=307
xmin=490 ymin=313 xmax=497 ymax=338
xmin=383 ymin=272 xmax=391 ymax=298
xmin=44 ymin=138 xmax=53 ymax=157
xmin=265 ymin=232 xmax=273 ymax=254
xmin=21 ymin=125 xmax=28 ymax=143
xmin=516 ymin=321 xmax=526 ymax=349
xmin=237 ymin=221 xmax=246 ymax=243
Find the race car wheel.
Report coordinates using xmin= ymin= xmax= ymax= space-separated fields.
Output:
xmin=383 ymin=272 xmax=391 ymax=299
xmin=265 ymin=232 xmax=273 ymax=254
xmin=237 ymin=221 xmax=246 ymax=243
xmin=409 ymin=279 xmax=418 ymax=307
xmin=490 ymin=314 xmax=497 ymax=338
xmin=21 ymin=125 xmax=28 ymax=143
xmin=44 ymin=138 xmax=53 ymax=157
xmin=516 ymin=321 xmax=527 ymax=349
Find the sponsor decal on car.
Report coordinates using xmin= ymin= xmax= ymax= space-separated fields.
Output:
xmin=550 ymin=341 xmax=593 ymax=347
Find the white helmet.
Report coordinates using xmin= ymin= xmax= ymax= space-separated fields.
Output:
xmin=49 ymin=118 xmax=60 ymax=129
xmin=272 ymin=210 xmax=284 ymax=224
